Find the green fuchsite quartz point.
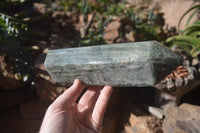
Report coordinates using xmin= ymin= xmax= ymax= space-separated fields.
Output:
xmin=44 ymin=41 xmax=182 ymax=87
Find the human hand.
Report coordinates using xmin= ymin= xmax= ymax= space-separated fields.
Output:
xmin=40 ymin=79 xmax=113 ymax=133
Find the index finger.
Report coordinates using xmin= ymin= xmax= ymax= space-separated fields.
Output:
xmin=52 ymin=79 xmax=86 ymax=109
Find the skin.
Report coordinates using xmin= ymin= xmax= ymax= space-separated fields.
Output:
xmin=40 ymin=79 xmax=113 ymax=133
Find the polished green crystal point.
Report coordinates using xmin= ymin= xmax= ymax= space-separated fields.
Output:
xmin=44 ymin=41 xmax=182 ymax=87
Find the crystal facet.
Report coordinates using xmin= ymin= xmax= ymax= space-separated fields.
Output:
xmin=44 ymin=41 xmax=182 ymax=87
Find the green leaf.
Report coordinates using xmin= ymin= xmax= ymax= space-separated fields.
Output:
xmin=182 ymin=23 xmax=200 ymax=35
xmin=194 ymin=20 xmax=200 ymax=24
xmin=178 ymin=4 xmax=200 ymax=31
xmin=186 ymin=9 xmax=200 ymax=27
xmin=189 ymin=31 xmax=200 ymax=36
xmin=166 ymin=35 xmax=200 ymax=47
xmin=168 ymin=41 xmax=193 ymax=54
xmin=0 ymin=17 xmax=7 ymax=29
xmin=190 ymin=44 xmax=200 ymax=57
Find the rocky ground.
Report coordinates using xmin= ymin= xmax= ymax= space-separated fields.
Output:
xmin=0 ymin=0 xmax=200 ymax=133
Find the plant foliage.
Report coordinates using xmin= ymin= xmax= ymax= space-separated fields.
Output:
xmin=0 ymin=0 xmax=39 ymax=81
xmin=165 ymin=4 xmax=200 ymax=57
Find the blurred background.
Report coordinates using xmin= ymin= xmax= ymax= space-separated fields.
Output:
xmin=0 ymin=0 xmax=200 ymax=133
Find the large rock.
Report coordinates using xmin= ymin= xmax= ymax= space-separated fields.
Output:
xmin=122 ymin=114 xmax=163 ymax=133
xmin=44 ymin=41 xmax=182 ymax=87
xmin=103 ymin=20 xmax=121 ymax=44
xmin=163 ymin=103 xmax=200 ymax=133
xmin=124 ymin=114 xmax=151 ymax=133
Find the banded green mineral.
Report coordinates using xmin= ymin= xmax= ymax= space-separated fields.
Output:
xmin=44 ymin=41 xmax=182 ymax=87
